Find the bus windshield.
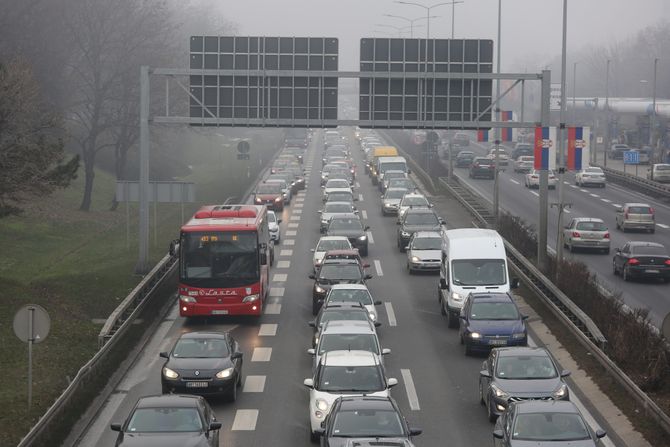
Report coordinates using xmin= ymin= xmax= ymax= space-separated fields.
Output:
xmin=181 ymin=231 xmax=259 ymax=287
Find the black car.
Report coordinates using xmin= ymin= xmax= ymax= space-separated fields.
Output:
xmin=510 ymin=143 xmax=533 ymax=160
xmin=397 ymin=208 xmax=445 ymax=252
xmin=469 ymin=157 xmax=495 ymax=179
xmin=479 ymin=347 xmax=570 ymax=422
xmin=309 ymin=259 xmax=373 ymax=315
xmin=326 ymin=214 xmax=370 ymax=255
xmin=309 ymin=303 xmax=378 ymax=347
xmin=493 ymin=400 xmax=606 ymax=447
xmin=612 ymin=241 xmax=670 ymax=282
xmin=160 ymin=331 xmax=243 ymax=401
xmin=315 ymin=396 xmax=421 ymax=446
xmin=455 ymin=151 xmax=475 ymax=167
xmin=111 ymin=394 xmax=221 ymax=447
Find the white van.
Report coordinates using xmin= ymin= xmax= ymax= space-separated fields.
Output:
xmin=438 ymin=228 xmax=518 ymax=328
xmin=376 ymin=156 xmax=408 ymax=185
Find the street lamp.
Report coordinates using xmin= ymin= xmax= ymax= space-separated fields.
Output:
xmin=375 ymin=23 xmax=424 ymax=38
xmin=555 ymin=0 xmax=568 ymax=264
xmin=651 ymin=58 xmax=659 ymax=151
xmin=383 ymin=14 xmax=437 ymax=38
xmin=395 ymin=1 xmax=460 ymax=39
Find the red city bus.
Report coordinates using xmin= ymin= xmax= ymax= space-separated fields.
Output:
xmin=177 ymin=204 xmax=272 ymax=317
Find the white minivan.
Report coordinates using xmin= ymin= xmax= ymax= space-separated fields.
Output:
xmin=438 ymin=228 xmax=518 ymax=328
xmin=375 ymin=156 xmax=408 ymax=185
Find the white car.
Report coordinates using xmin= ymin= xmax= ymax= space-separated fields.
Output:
xmin=322 ymin=184 xmax=352 ymax=202
xmin=487 ymin=148 xmax=510 ymax=166
xmin=513 ymin=155 xmax=534 ymax=173
xmin=406 ymin=231 xmax=443 ymax=273
xmin=323 ymin=187 xmax=354 ymax=203
xmin=311 ymin=236 xmax=352 ymax=271
xmin=303 ymin=350 xmax=397 ymax=441
xmin=323 ymin=284 xmax=381 ymax=323
xmin=267 ymin=210 xmax=281 ymax=243
xmin=319 ymin=201 xmax=358 ymax=233
xmin=525 ymin=169 xmax=557 ymax=189
xmin=575 ymin=167 xmax=606 ymax=187
xmin=397 ymin=193 xmax=431 ymax=223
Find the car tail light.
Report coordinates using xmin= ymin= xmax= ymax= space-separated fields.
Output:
xmin=627 ymin=258 xmax=640 ymax=265
xmin=624 ymin=212 xmax=629 ymax=219
xmin=650 ymin=207 xmax=655 ymax=215
xmin=572 ymin=231 xmax=581 ymax=238
xmin=604 ymin=232 xmax=610 ymax=239
xmin=664 ymin=259 xmax=670 ymax=266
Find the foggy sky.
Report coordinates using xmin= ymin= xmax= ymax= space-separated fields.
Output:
xmin=216 ymin=0 xmax=669 ymax=71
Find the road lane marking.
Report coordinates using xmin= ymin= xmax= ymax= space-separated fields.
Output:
xmin=601 ymin=198 xmax=611 ymax=203
xmin=264 ymin=304 xmax=281 ymax=314
xmin=272 ymin=273 xmax=287 ymax=282
xmin=401 ymin=369 xmax=421 ymax=410
xmin=279 ymin=249 xmax=293 ymax=256
xmin=269 ymin=287 xmax=285 ymax=297
xmin=385 ymin=302 xmax=397 ymax=326
xmin=564 ymin=209 xmax=571 ymax=214
xmin=374 ymin=260 xmax=383 ymax=276
xmin=366 ymin=231 xmax=374 ymax=244
xmin=530 ymin=191 xmax=539 ymax=197
xmin=293 ymin=203 xmax=303 ymax=209
xmin=231 ymin=409 xmax=259 ymax=430
xmin=509 ymin=179 xmax=520 ymax=185
xmin=658 ymin=223 xmax=669 ymax=229
xmin=358 ymin=193 xmax=364 ymax=202
xmin=284 ymin=239 xmax=296 ymax=246
xmin=277 ymin=260 xmax=290 ymax=268
xmin=361 ymin=210 xmax=368 ymax=219
xmin=356 ymin=181 xmax=361 ymax=188
xmin=243 ymin=376 xmax=266 ymax=393
xmin=580 ymin=189 xmax=588 ymax=193
xmin=589 ymin=193 xmax=600 ymax=198
xmin=258 ymin=324 xmax=277 ymax=336
xmin=612 ymin=203 xmax=622 ymax=208
xmin=286 ymin=230 xmax=297 ymax=236
xmin=288 ymin=222 xmax=299 ymax=228
xmin=251 ymin=347 xmax=272 ymax=362
xmin=290 ymin=215 xmax=300 ymax=221
xmin=570 ymin=185 xmax=578 ymax=189
xmin=293 ymin=209 xmax=303 ymax=214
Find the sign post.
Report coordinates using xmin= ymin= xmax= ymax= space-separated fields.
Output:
xmin=13 ymin=304 xmax=51 ymax=409
xmin=623 ymin=150 xmax=639 ymax=175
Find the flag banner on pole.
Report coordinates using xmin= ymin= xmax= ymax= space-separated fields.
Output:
xmin=477 ymin=129 xmax=489 ymax=142
xmin=567 ymin=126 xmax=590 ymax=171
xmin=534 ymin=126 xmax=556 ymax=170
xmin=501 ymin=111 xmax=513 ymax=142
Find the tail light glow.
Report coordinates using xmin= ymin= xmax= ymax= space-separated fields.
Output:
xmin=627 ymin=258 xmax=640 ymax=265
xmin=604 ymin=232 xmax=610 ymax=239
xmin=572 ymin=231 xmax=581 ymax=238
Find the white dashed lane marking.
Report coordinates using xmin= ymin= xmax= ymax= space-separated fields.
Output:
xmin=251 ymin=347 xmax=272 ymax=362
xmin=401 ymin=369 xmax=421 ymax=411
xmin=243 ymin=376 xmax=266 ymax=393
xmin=293 ymin=209 xmax=303 ymax=215
xmin=361 ymin=210 xmax=368 ymax=219
xmin=258 ymin=324 xmax=277 ymax=336
xmin=356 ymin=181 xmax=361 ymax=188
xmin=277 ymin=260 xmax=290 ymax=268
xmin=570 ymin=185 xmax=578 ymax=189
xmin=264 ymin=304 xmax=281 ymax=314
xmin=601 ymin=198 xmax=611 ymax=203
xmin=284 ymin=239 xmax=296 ymax=246
xmin=290 ymin=215 xmax=300 ymax=221
xmin=658 ymin=223 xmax=670 ymax=229
xmin=232 ymin=409 xmax=259 ymax=431
xmin=279 ymin=249 xmax=293 ymax=256
xmin=286 ymin=230 xmax=297 ymax=236
xmin=589 ymin=193 xmax=599 ymax=198
xmin=509 ymin=179 xmax=520 ymax=185
xmin=366 ymin=231 xmax=374 ymax=244
xmin=269 ymin=287 xmax=285 ymax=296
xmin=613 ymin=203 xmax=622 ymax=208
xmin=358 ymin=194 xmax=364 ymax=202
xmin=385 ymin=302 xmax=397 ymax=326
xmin=580 ymin=189 xmax=588 ymax=193
xmin=288 ymin=223 xmax=299 ymax=228
xmin=272 ymin=273 xmax=287 ymax=282
xmin=530 ymin=191 xmax=539 ymax=197
xmin=374 ymin=260 xmax=384 ymax=276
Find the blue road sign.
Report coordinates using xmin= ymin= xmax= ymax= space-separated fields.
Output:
xmin=623 ymin=150 xmax=639 ymax=165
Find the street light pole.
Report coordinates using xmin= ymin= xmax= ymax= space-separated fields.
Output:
xmin=451 ymin=1 xmax=465 ymax=38
xmin=493 ymin=0 xmax=502 ymax=227
xmin=383 ymin=14 xmax=438 ymax=38
xmin=555 ymin=0 xmax=568 ymax=265
xmin=604 ymin=59 xmax=610 ymax=168
xmin=572 ymin=61 xmax=577 ymax=124
xmin=651 ymin=57 xmax=658 ymax=152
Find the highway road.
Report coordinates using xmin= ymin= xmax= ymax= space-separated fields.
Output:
xmin=74 ymin=129 xmax=620 ymax=447
xmin=429 ymin=136 xmax=670 ymax=328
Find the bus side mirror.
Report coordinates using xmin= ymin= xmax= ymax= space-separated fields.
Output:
xmin=260 ymin=253 xmax=268 ymax=265
xmin=169 ymin=239 xmax=179 ymax=256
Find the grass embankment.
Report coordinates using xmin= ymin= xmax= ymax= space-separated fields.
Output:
xmin=0 ymin=129 xmax=281 ymax=446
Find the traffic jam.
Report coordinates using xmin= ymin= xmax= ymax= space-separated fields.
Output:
xmin=108 ymin=127 xmax=612 ymax=447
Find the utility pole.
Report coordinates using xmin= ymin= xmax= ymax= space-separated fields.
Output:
xmin=604 ymin=59 xmax=610 ymax=168
xmin=135 ymin=65 xmax=150 ymax=274
xmin=572 ymin=62 xmax=577 ymax=124
xmin=493 ymin=0 xmax=502 ymax=227
xmin=555 ymin=0 xmax=568 ymax=265
xmin=651 ymin=57 xmax=659 ymax=158
xmin=538 ymin=70 xmax=551 ymax=271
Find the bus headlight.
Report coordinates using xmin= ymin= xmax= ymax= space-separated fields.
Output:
xmin=179 ymin=295 xmax=196 ymax=303
xmin=242 ymin=294 xmax=259 ymax=303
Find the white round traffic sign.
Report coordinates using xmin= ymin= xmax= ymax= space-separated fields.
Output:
xmin=13 ymin=304 xmax=50 ymax=344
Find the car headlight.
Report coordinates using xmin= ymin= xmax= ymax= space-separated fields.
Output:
xmin=315 ymin=398 xmax=329 ymax=412
xmin=450 ymin=292 xmax=463 ymax=302
xmin=470 ymin=332 xmax=482 ymax=339
xmin=215 ymin=367 xmax=235 ymax=379
xmin=358 ymin=235 xmax=367 ymax=241
xmin=163 ymin=367 xmax=179 ymax=379
xmin=552 ymin=383 xmax=568 ymax=399
xmin=315 ymin=259 xmax=322 ymax=266
xmin=368 ymin=312 xmax=377 ymax=322
xmin=401 ymin=231 xmax=410 ymax=237
xmin=242 ymin=294 xmax=259 ymax=303
xmin=491 ymin=383 xmax=510 ymax=400
xmin=274 ymin=197 xmax=282 ymax=202
xmin=254 ymin=197 xmax=262 ymax=203
xmin=315 ymin=285 xmax=325 ymax=293
xmin=511 ymin=332 xmax=526 ymax=339
xmin=179 ymin=295 xmax=196 ymax=303
xmin=411 ymin=256 xmax=420 ymax=263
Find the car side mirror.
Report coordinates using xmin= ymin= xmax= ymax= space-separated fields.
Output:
xmin=232 ymin=352 xmax=243 ymax=359
xmin=364 ymin=226 xmax=370 ymax=231
xmin=409 ymin=427 xmax=422 ymax=436
xmin=110 ymin=423 xmax=122 ymax=432
xmin=307 ymin=348 xmax=316 ymax=355
xmin=303 ymin=378 xmax=314 ymax=388
xmin=209 ymin=422 xmax=222 ymax=431
xmin=404 ymin=246 xmax=409 ymax=251
xmin=459 ymin=315 xmax=466 ymax=320
xmin=310 ymin=248 xmax=315 ymax=252
xmin=353 ymin=197 xmax=359 ymax=201
xmin=309 ymin=274 xmax=315 ymax=279
xmin=522 ymin=315 xmax=529 ymax=320
xmin=317 ymin=210 xmax=322 ymax=214
xmin=365 ymin=274 xmax=373 ymax=280
xmin=595 ymin=429 xmax=607 ymax=439
xmin=407 ymin=169 xmax=412 ymax=174
xmin=260 ymin=253 xmax=268 ymax=265
xmin=363 ymin=263 xmax=371 ymax=268
xmin=313 ymin=428 xmax=325 ymax=436
xmin=396 ymin=221 xmax=400 ymax=225
xmin=374 ymin=300 xmax=382 ymax=305
xmin=277 ymin=218 xmax=282 ymax=223
xmin=429 ymin=204 xmax=434 ymax=208
xmin=511 ymin=277 xmax=520 ymax=289
xmin=388 ymin=377 xmax=399 ymax=387
xmin=159 ymin=351 xmax=169 ymax=359
xmin=308 ymin=320 xmax=317 ymax=328
xmin=493 ymin=429 xmax=504 ymax=439
xmin=382 ymin=348 xmax=391 ymax=355
xmin=560 ymin=370 xmax=571 ymax=378
xmin=480 ymin=370 xmax=492 ymax=378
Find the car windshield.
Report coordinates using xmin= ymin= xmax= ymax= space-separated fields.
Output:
xmin=126 ymin=407 xmax=203 ymax=433
xmin=318 ymin=264 xmax=362 ymax=281
xmin=389 ymin=179 xmax=413 ymax=189
xmin=402 ymin=197 xmax=428 ymax=207
xmin=575 ymin=221 xmax=607 ymax=231
xmin=317 ymin=365 xmax=385 ymax=392
xmin=496 ymin=355 xmax=558 ymax=379
xmin=512 ymin=412 xmax=590 ymax=441
xmin=628 ymin=206 xmax=652 ymax=214
xmin=404 ymin=213 xmax=438 ymax=225
xmin=385 ymin=172 xmax=405 ymax=180
xmin=327 ymin=289 xmax=373 ymax=306
xmin=327 ymin=193 xmax=353 ymax=202
xmin=380 ymin=162 xmax=407 ymax=173
xmin=631 ymin=245 xmax=667 ymax=256
xmin=267 ymin=213 xmax=276 ymax=223
xmin=325 ymin=203 xmax=354 ymax=213
xmin=656 ymin=165 xmax=670 ymax=171
xmin=256 ymin=184 xmax=281 ymax=194
xmin=469 ymin=302 xmax=519 ymax=320
xmin=475 ymin=158 xmax=492 ymax=165
xmin=452 ymin=259 xmax=506 ymax=286
xmin=317 ymin=239 xmax=351 ymax=252
xmin=411 ymin=237 xmax=442 ymax=250
xmin=172 ymin=338 xmax=230 ymax=358
xmin=326 ymin=180 xmax=350 ymax=189
xmin=331 ymin=409 xmax=404 ymax=437
xmin=319 ymin=309 xmax=370 ymax=326
xmin=458 ymin=152 xmax=474 ymax=158
xmin=319 ymin=333 xmax=379 ymax=355
xmin=385 ymin=190 xmax=406 ymax=199
xmin=585 ymin=168 xmax=603 ymax=174
xmin=329 ymin=218 xmax=362 ymax=231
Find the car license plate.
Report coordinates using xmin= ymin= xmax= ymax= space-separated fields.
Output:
xmin=489 ymin=339 xmax=507 ymax=346
xmin=211 ymin=310 xmax=229 ymax=315
xmin=186 ymin=381 xmax=208 ymax=388
xmin=645 ymin=269 xmax=660 ymax=274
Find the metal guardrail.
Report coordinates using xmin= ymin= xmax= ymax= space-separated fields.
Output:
xmin=594 ymin=164 xmax=670 ymax=199
xmin=437 ymin=175 xmax=670 ymax=436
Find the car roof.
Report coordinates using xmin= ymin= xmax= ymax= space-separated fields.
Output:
xmin=514 ymin=400 xmax=580 ymax=414
xmin=623 ymin=202 xmax=652 ymax=207
xmin=321 ymin=258 xmax=361 ymax=266
xmin=495 ymin=346 xmax=551 ymax=358
xmin=468 ymin=292 xmax=514 ymax=303
xmin=401 ymin=193 xmax=426 ymax=199
xmin=324 ymin=201 xmax=353 ymax=207
xmin=179 ymin=331 xmax=228 ymax=340
xmin=412 ymin=231 xmax=442 ymax=238
xmin=330 ymin=283 xmax=369 ymax=290
xmin=322 ymin=320 xmax=376 ymax=334
xmin=337 ymin=396 xmax=395 ymax=411
xmin=330 ymin=213 xmax=360 ymax=219
xmin=321 ymin=350 xmax=380 ymax=367
xmin=324 ymin=249 xmax=361 ymax=257
xmin=628 ymin=241 xmax=665 ymax=249
xmin=405 ymin=208 xmax=436 ymax=215
xmin=572 ymin=217 xmax=605 ymax=223
xmin=319 ymin=236 xmax=350 ymax=242
xmin=136 ymin=394 xmax=201 ymax=408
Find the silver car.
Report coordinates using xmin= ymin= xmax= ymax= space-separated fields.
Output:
xmin=406 ymin=231 xmax=443 ymax=273
xmin=563 ymin=217 xmax=610 ymax=254
xmin=615 ymin=203 xmax=655 ymax=233
xmin=319 ymin=201 xmax=358 ymax=233
xmin=575 ymin=167 xmax=606 ymax=187
xmin=381 ymin=187 xmax=409 ymax=216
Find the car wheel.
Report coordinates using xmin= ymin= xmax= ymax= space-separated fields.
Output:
xmin=488 ymin=398 xmax=498 ymax=423
xmin=464 ymin=342 xmax=472 ymax=356
xmin=479 ymin=382 xmax=486 ymax=406
xmin=361 ymin=246 xmax=368 ymax=256
xmin=650 ymin=228 xmax=656 ymax=234
xmin=601 ymin=183 xmax=606 ymax=188
xmin=440 ymin=298 xmax=446 ymax=315
xmin=615 ymin=220 xmax=620 ymax=230
xmin=407 ymin=263 xmax=414 ymax=275
xmin=312 ymin=301 xmax=320 ymax=316
xmin=310 ymin=430 xmax=320 ymax=443
xmin=227 ymin=379 xmax=237 ymax=402
xmin=236 ymin=365 xmax=243 ymax=388
xmin=161 ymin=384 xmax=170 ymax=394
xmin=623 ymin=266 xmax=630 ymax=282
xmin=448 ymin=311 xmax=459 ymax=329
xmin=567 ymin=242 xmax=573 ymax=253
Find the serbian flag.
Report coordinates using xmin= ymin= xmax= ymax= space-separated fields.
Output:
xmin=567 ymin=126 xmax=591 ymax=171
xmin=534 ymin=126 xmax=556 ymax=170
xmin=477 ymin=130 xmax=489 ymax=142
xmin=501 ymin=111 xmax=513 ymax=142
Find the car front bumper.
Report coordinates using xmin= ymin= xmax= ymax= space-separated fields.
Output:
xmin=465 ymin=335 xmax=528 ymax=352
xmin=162 ymin=375 xmax=236 ymax=396
xmin=409 ymin=260 xmax=441 ymax=271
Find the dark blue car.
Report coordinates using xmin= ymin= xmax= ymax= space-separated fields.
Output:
xmin=459 ymin=292 xmax=528 ymax=355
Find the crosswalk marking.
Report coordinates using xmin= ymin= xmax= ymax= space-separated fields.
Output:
xmin=243 ymin=376 xmax=266 ymax=393
xmin=258 ymin=324 xmax=278 ymax=336
xmin=264 ymin=303 xmax=281 ymax=314
xmin=231 ymin=409 xmax=259 ymax=431
xmin=251 ymin=347 xmax=272 ymax=362
xmin=277 ymin=260 xmax=290 ymax=268
xmin=272 ymin=273 xmax=287 ymax=282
